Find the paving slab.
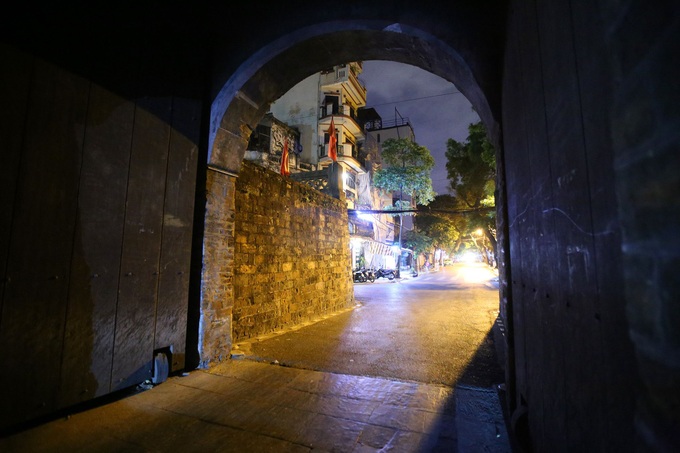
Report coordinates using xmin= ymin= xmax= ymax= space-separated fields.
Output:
xmin=0 ymin=359 xmax=510 ymax=452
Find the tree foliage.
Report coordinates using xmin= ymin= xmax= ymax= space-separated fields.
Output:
xmin=441 ymin=122 xmax=498 ymax=263
xmin=415 ymin=195 xmax=468 ymax=252
xmin=402 ymin=229 xmax=433 ymax=257
xmin=373 ymin=138 xmax=436 ymax=206
xmin=445 ymin=121 xmax=495 ymax=210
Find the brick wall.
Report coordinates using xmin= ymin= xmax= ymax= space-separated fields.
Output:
xmin=232 ymin=161 xmax=354 ymax=340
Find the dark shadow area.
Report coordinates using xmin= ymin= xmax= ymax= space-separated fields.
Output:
xmin=184 ymin=65 xmax=213 ymax=372
xmin=0 ymin=384 xmax=145 ymax=438
xmin=458 ymin=321 xmax=505 ymax=388
xmin=418 ymin=316 xmax=511 ymax=452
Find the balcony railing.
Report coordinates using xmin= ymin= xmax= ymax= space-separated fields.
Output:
xmin=290 ymin=166 xmax=341 ymax=199
xmin=364 ymin=116 xmax=411 ymax=131
xmin=318 ymin=144 xmax=366 ymax=168
xmin=320 ymin=104 xmax=360 ymax=122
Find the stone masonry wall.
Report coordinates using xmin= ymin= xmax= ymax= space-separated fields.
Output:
xmin=233 ymin=161 xmax=354 ymax=340
xmin=200 ymin=169 xmax=236 ymax=366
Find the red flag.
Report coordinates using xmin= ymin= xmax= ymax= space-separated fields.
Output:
xmin=280 ymin=139 xmax=290 ymax=176
xmin=327 ymin=116 xmax=337 ymax=162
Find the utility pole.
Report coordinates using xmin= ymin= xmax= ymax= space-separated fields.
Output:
xmin=396 ymin=181 xmax=403 ymax=278
xmin=397 ymin=211 xmax=402 ymax=278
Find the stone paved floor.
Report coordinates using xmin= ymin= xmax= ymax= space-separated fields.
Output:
xmin=0 ymin=360 xmax=511 ymax=452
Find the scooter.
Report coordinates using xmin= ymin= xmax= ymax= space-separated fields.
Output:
xmin=374 ymin=268 xmax=396 ymax=280
xmin=353 ymin=268 xmax=376 ymax=283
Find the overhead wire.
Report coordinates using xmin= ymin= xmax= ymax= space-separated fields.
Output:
xmin=268 ymin=90 xmax=463 ymax=123
xmin=368 ymin=90 xmax=463 ymax=108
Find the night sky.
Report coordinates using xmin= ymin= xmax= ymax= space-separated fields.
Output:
xmin=359 ymin=60 xmax=481 ymax=196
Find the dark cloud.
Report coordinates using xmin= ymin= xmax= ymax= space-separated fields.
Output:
xmin=359 ymin=61 xmax=480 ymax=195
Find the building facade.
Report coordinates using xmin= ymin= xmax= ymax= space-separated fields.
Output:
xmin=359 ymin=107 xmax=418 ymax=271
xmin=262 ymin=63 xmax=407 ymax=272
xmin=269 ymin=62 xmax=368 ymax=209
xmin=245 ymin=113 xmax=304 ymax=174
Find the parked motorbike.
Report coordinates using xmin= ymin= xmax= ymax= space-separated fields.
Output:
xmin=374 ymin=268 xmax=396 ymax=280
xmin=353 ymin=268 xmax=376 ymax=283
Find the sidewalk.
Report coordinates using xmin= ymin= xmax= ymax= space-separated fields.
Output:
xmin=1 ymin=359 xmax=511 ymax=452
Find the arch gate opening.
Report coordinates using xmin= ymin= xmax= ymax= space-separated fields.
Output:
xmin=198 ymin=21 xmax=504 ymax=371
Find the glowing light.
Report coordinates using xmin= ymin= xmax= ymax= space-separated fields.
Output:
xmin=459 ymin=263 xmax=495 ymax=284
xmin=350 ymin=238 xmax=364 ymax=248
xmin=460 ymin=251 xmax=481 ymax=263
xmin=357 ymin=212 xmax=374 ymax=222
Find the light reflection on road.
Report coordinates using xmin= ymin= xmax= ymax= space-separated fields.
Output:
xmin=242 ymin=262 xmax=504 ymax=387
xmin=378 ymin=262 xmax=499 ymax=290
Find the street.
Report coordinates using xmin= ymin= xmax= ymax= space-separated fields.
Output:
xmin=1 ymin=263 xmax=511 ymax=452
xmin=237 ymin=262 xmax=505 ymax=388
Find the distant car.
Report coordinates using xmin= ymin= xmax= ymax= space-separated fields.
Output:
xmin=443 ymin=258 xmax=453 ymax=266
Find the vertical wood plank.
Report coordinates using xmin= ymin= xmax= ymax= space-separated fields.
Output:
xmin=502 ymin=2 xmax=530 ymax=417
xmin=110 ymin=88 xmax=171 ymax=390
xmin=60 ymin=84 xmax=135 ymax=406
xmin=0 ymin=44 xmax=32 ymax=323
xmin=154 ymin=97 xmax=201 ymax=372
xmin=519 ymin=2 xmax=574 ymax=449
xmin=0 ymin=60 xmax=88 ymax=426
xmin=570 ymin=2 xmax=640 ymax=449
xmin=536 ymin=1 xmax=605 ymax=448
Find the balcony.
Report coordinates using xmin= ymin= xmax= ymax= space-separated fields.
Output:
xmin=319 ymin=109 xmax=364 ymax=139
xmin=319 ymin=65 xmax=366 ymax=106
xmin=318 ymin=143 xmax=366 ymax=172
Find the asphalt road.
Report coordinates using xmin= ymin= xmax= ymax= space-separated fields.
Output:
xmin=236 ymin=262 xmax=505 ymax=389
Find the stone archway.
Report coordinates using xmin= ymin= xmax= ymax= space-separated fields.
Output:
xmin=2 ymin=2 xmax=675 ymax=448
xmin=198 ymin=22 xmax=505 ymax=366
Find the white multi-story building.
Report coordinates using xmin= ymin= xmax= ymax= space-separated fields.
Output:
xmin=269 ymin=62 xmax=367 ymax=209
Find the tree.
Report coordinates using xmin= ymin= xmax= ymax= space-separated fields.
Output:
xmin=445 ymin=121 xmax=497 ymax=265
xmin=402 ymin=229 xmax=433 ymax=271
xmin=414 ymin=194 xmax=471 ymax=268
xmin=373 ymin=137 xmax=436 ymax=276
xmin=373 ymin=138 xmax=436 ymax=206
xmin=415 ymin=199 xmax=463 ymax=250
